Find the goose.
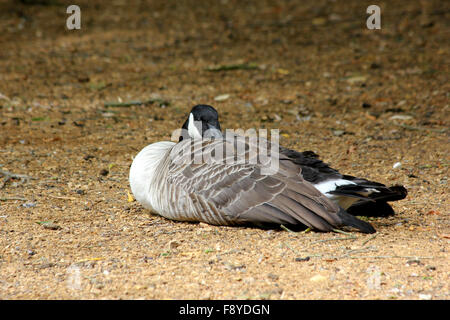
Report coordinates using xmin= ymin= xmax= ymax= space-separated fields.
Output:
xmin=179 ymin=105 xmax=407 ymax=217
xmin=129 ymin=105 xmax=378 ymax=233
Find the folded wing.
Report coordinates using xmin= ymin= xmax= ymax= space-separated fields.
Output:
xmin=167 ymin=138 xmax=375 ymax=233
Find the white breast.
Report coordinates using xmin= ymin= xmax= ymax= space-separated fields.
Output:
xmin=129 ymin=141 xmax=175 ymax=212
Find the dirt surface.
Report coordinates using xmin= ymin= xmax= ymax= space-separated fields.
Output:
xmin=0 ymin=0 xmax=448 ymax=300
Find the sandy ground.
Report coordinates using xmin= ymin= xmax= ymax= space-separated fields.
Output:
xmin=0 ymin=0 xmax=448 ymax=300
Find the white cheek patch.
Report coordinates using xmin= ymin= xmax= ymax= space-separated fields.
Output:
xmin=188 ymin=113 xmax=202 ymax=139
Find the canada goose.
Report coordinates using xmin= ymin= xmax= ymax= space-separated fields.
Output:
xmin=179 ymin=105 xmax=407 ymax=217
xmin=129 ymin=105 xmax=376 ymax=233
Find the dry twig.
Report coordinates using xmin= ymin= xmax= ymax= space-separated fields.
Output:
xmin=104 ymin=98 xmax=169 ymax=108
xmin=46 ymin=194 xmax=78 ymax=200
xmin=0 ymin=197 xmax=27 ymax=201
xmin=280 ymin=224 xmax=311 ymax=235
xmin=393 ymin=123 xmax=447 ymax=133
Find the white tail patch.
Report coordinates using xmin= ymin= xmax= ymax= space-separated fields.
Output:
xmin=314 ymin=179 xmax=382 ymax=209
xmin=314 ymin=179 xmax=356 ymax=194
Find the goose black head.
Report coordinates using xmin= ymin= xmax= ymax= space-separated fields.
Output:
xmin=179 ymin=104 xmax=222 ymax=141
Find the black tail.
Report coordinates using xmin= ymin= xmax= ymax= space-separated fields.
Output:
xmin=344 ymin=185 xmax=407 ymax=217
xmin=330 ymin=181 xmax=407 ymax=201
xmin=347 ymin=200 xmax=395 ymax=217
xmin=374 ymin=185 xmax=408 ymax=202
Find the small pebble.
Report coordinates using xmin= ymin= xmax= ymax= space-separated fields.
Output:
xmin=393 ymin=162 xmax=402 ymax=169
xmin=267 ymin=273 xmax=279 ymax=281
xmin=370 ymin=63 xmax=382 ymax=69
xmin=39 ymin=262 xmax=56 ymax=269
xmin=390 ymin=288 xmax=401 ymax=294
xmin=41 ymin=222 xmax=62 ymax=230
xmin=214 ymin=94 xmax=230 ymax=102
xmin=295 ymin=256 xmax=310 ymax=262
xmin=272 ymin=113 xmax=282 ymax=122
xmin=297 ymin=115 xmax=311 ymax=122
xmin=22 ymin=203 xmax=36 ymax=208
xmin=83 ymin=155 xmax=95 ymax=161
xmin=406 ymin=259 xmax=422 ymax=266
xmin=333 ymin=130 xmax=345 ymax=137
xmin=310 ymin=274 xmax=327 ymax=282
xmin=142 ymin=256 xmax=153 ymax=263
xmin=168 ymin=240 xmax=180 ymax=250
xmin=419 ymin=294 xmax=432 ymax=300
